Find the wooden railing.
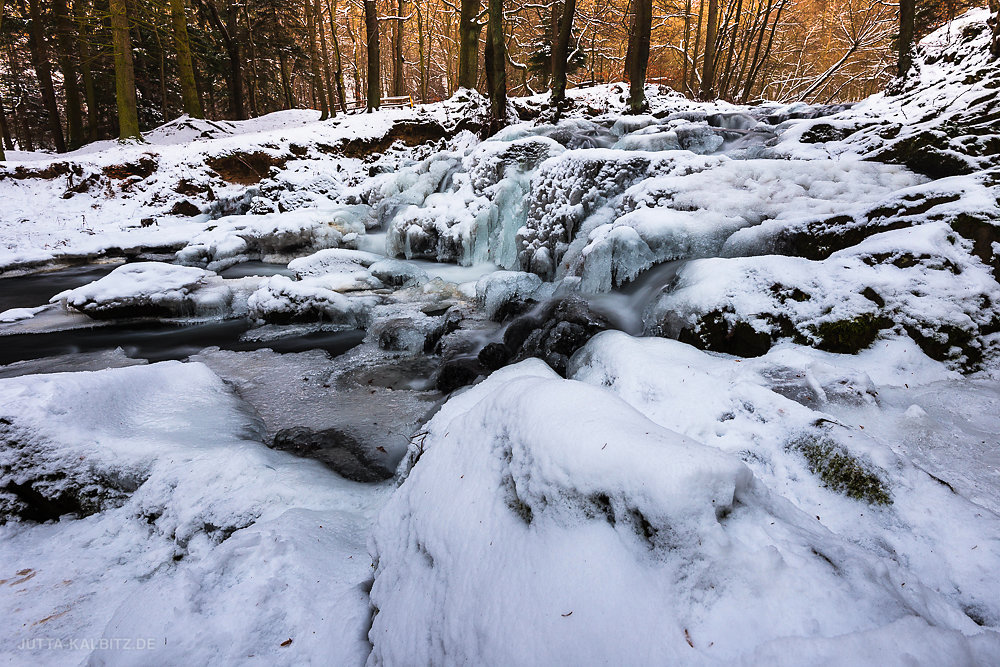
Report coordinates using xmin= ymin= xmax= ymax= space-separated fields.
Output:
xmin=343 ymin=95 xmax=414 ymax=113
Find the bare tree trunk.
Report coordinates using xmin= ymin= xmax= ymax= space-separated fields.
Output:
xmin=110 ymin=0 xmax=142 ymax=140
xmin=76 ymin=0 xmax=101 ymax=139
xmin=307 ymin=0 xmax=330 ymax=119
xmin=28 ymin=0 xmax=67 ymax=152
xmin=0 ymin=91 xmax=13 ymax=152
xmin=550 ymin=0 xmax=576 ymax=107
xmin=364 ymin=0 xmax=380 ymax=109
xmin=52 ymin=0 xmax=85 ymax=148
xmin=170 ymin=0 xmax=203 ymax=117
xmin=698 ymin=0 xmax=719 ymax=99
xmin=393 ymin=0 xmax=406 ymax=96
xmin=327 ymin=0 xmax=348 ymax=112
xmin=485 ymin=0 xmax=506 ymax=133
xmin=198 ymin=0 xmax=246 ymax=119
xmin=458 ymin=0 xmax=480 ymax=90
xmin=316 ymin=0 xmax=336 ymax=116
xmin=416 ymin=0 xmax=427 ymax=102
xmin=681 ymin=0 xmax=692 ymax=95
xmin=688 ymin=0 xmax=705 ymax=94
xmin=626 ymin=0 xmax=652 ymax=113
xmin=898 ymin=0 xmax=915 ymax=77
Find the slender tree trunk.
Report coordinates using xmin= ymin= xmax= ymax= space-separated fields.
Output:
xmin=626 ymin=0 xmax=652 ymax=113
xmin=278 ymin=51 xmax=294 ymax=109
xmin=416 ymin=0 xmax=427 ymax=102
xmin=316 ymin=0 xmax=336 ymax=116
xmin=392 ymin=0 xmax=405 ymax=96
xmin=550 ymin=0 xmax=576 ymax=107
xmin=0 ymin=91 xmax=13 ymax=152
xmin=307 ymin=0 xmax=330 ymax=119
xmin=898 ymin=0 xmax=915 ymax=77
xmin=28 ymin=0 xmax=67 ymax=152
xmin=364 ymin=0 xmax=380 ymax=109
xmin=327 ymin=0 xmax=348 ymax=111
xmin=681 ymin=0 xmax=692 ymax=95
xmin=484 ymin=0 xmax=506 ymax=133
xmin=109 ymin=0 xmax=142 ymax=140
xmin=170 ymin=0 xmax=204 ymax=117
xmin=76 ymin=0 xmax=100 ymax=139
xmin=689 ymin=0 xmax=705 ymax=93
xmin=53 ymin=0 xmax=85 ymax=148
xmin=698 ymin=0 xmax=719 ymax=99
xmin=458 ymin=0 xmax=480 ymax=90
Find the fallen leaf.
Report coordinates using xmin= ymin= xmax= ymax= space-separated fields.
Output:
xmin=280 ymin=639 xmax=293 ymax=647
xmin=684 ymin=629 xmax=694 ymax=648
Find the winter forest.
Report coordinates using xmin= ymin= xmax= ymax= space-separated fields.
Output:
xmin=2 ymin=0 xmax=1000 ymax=664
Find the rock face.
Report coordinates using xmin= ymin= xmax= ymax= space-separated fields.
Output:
xmin=270 ymin=427 xmax=395 ymax=482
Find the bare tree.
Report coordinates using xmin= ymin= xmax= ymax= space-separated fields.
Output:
xmin=898 ymin=0 xmax=915 ymax=76
xmin=110 ymin=0 xmax=142 ymax=140
xmin=550 ymin=0 xmax=577 ymax=107
xmin=626 ymin=0 xmax=652 ymax=113
xmin=365 ymin=0 xmax=381 ymax=109
xmin=485 ymin=0 xmax=506 ymax=132
xmin=458 ymin=0 xmax=481 ymax=90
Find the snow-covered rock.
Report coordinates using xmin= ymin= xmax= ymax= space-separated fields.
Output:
xmin=51 ymin=262 xmax=233 ymax=319
xmin=369 ymin=355 xmax=1000 ymax=664
xmin=649 ymin=223 xmax=1000 ymax=368
xmin=475 ymin=270 xmax=543 ymax=320
xmin=0 ymin=362 xmax=384 ymax=665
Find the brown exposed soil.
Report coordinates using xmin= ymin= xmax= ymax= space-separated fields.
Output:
xmin=102 ymin=154 xmax=159 ymax=180
xmin=205 ymin=151 xmax=290 ymax=185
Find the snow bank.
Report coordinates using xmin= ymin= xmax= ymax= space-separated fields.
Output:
xmin=0 ymin=362 xmax=383 ymax=665
xmin=368 ymin=355 xmax=1000 ymax=664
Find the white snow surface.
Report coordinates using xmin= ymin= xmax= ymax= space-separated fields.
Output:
xmin=0 ymin=362 xmax=385 ymax=665
xmin=369 ymin=350 xmax=1000 ymax=664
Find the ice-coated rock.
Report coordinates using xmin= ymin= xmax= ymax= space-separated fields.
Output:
xmin=475 ymin=270 xmax=543 ymax=321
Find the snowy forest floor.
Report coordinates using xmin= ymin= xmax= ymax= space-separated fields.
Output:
xmin=1 ymin=9 xmax=1000 ymax=666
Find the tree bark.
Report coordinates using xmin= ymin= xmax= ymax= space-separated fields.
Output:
xmin=109 ymin=0 xmax=142 ymax=140
xmin=170 ymin=0 xmax=204 ymax=117
xmin=364 ymin=0 xmax=380 ymax=109
xmin=53 ymin=0 xmax=85 ymax=148
xmin=76 ymin=0 xmax=101 ymax=140
xmin=550 ymin=0 xmax=576 ymax=107
xmin=393 ymin=0 xmax=405 ymax=96
xmin=307 ymin=0 xmax=330 ymax=119
xmin=458 ymin=0 xmax=480 ymax=90
xmin=198 ymin=0 xmax=246 ymax=119
xmin=626 ymin=0 xmax=652 ymax=113
xmin=326 ymin=0 xmax=348 ymax=112
xmin=898 ymin=0 xmax=915 ymax=77
xmin=27 ymin=0 xmax=67 ymax=152
xmin=698 ymin=0 xmax=719 ymax=99
xmin=316 ymin=0 xmax=336 ymax=117
xmin=484 ymin=0 xmax=506 ymax=133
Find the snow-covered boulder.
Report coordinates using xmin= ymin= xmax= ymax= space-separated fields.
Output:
xmin=0 ymin=362 xmax=380 ymax=664
xmin=247 ymin=275 xmax=376 ymax=326
xmin=650 ymin=223 xmax=1000 ymax=368
xmin=368 ymin=259 xmax=429 ymax=287
xmin=369 ymin=356 xmax=1000 ymax=663
xmin=176 ymin=208 xmax=366 ymax=271
xmin=51 ymin=262 xmax=232 ymax=319
xmin=288 ymin=248 xmax=384 ymax=291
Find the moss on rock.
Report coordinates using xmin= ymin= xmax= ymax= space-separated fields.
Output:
xmin=787 ymin=434 xmax=892 ymax=505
